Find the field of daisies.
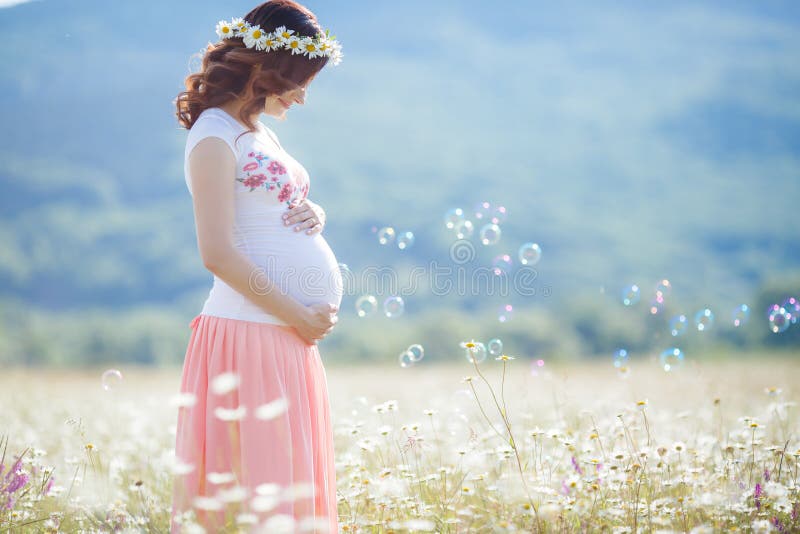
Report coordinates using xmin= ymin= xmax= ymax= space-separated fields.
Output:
xmin=1 ymin=353 xmax=798 ymax=533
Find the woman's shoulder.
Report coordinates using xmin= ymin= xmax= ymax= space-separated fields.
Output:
xmin=186 ymin=108 xmax=242 ymax=158
xmin=192 ymin=107 xmax=236 ymax=130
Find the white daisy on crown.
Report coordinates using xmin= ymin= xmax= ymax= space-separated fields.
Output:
xmin=215 ymin=17 xmax=343 ymax=65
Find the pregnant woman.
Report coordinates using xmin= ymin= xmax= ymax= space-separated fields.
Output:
xmin=169 ymin=2 xmax=344 ymax=532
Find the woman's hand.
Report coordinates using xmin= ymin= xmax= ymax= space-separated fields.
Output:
xmin=293 ymin=302 xmax=339 ymax=345
xmin=282 ymin=198 xmax=326 ymax=235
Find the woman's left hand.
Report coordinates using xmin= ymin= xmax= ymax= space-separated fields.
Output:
xmin=282 ymin=198 xmax=326 ymax=235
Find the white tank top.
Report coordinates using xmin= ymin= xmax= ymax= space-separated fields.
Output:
xmin=183 ymin=107 xmax=343 ymax=325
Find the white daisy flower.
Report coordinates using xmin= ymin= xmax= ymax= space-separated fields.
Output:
xmin=214 ymin=405 xmax=247 ymax=421
xmin=216 ymin=19 xmax=235 ymax=39
xmin=170 ymin=459 xmax=195 ymax=476
xmin=250 ymin=495 xmax=279 ymax=513
xmin=262 ymin=514 xmax=296 ymax=534
xmin=236 ymin=513 xmax=259 ymax=526
xmin=243 ymin=24 xmax=269 ymax=50
xmin=217 ymin=485 xmax=249 ymax=503
xmin=210 ymin=372 xmax=240 ymax=395
xmin=263 ymin=33 xmax=281 ymax=51
xmin=193 ymin=496 xmax=223 ymax=511
xmin=169 ymin=392 xmax=197 ymax=408
xmin=255 ymin=482 xmax=282 ymax=496
xmin=285 ymin=35 xmax=303 ymax=55
xmin=283 ymin=482 xmax=316 ymax=501
xmin=298 ymin=518 xmax=334 ymax=532
xmin=329 ymin=42 xmax=343 ymax=66
xmin=207 ymin=471 xmax=236 ymax=485
xmin=274 ymin=25 xmax=295 ymax=44
xmin=255 ymin=397 xmax=289 ymax=420
xmin=299 ymin=36 xmax=321 ymax=58
xmin=231 ymin=17 xmax=249 ymax=36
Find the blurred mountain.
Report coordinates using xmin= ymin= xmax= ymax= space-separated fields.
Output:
xmin=0 ymin=0 xmax=798 ymax=364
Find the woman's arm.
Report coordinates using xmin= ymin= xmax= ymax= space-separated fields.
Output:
xmin=188 ymin=137 xmax=337 ymax=341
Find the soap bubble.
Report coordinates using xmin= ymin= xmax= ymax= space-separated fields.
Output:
xmin=101 ymin=369 xmax=123 ymax=391
xmin=479 ymin=223 xmax=502 ymax=245
xmin=383 ymin=296 xmax=405 ymax=318
xmin=453 ymin=220 xmax=474 ymax=239
xmin=377 ymin=227 xmax=395 ymax=245
xmin=669 ymin=315 xmax=688 ymax=337
xmin=464 ymin=342 xmax=487 ymax=364
xmin=407 ymin=344 xmax=424 ymax=362
xmin=660 ymin=348 xmax=684 ymax=372
xmin=694 ymin=308 xmax=714 ymax=331
xmin=487 ymin=338 xmax=504 ymax=356
xmin=518 ymin=243 xmax=542 ymax=265
xmin=649 ymin=297 xmax=665 ymax=315
xmin=621 ymin=285 xmax=640 ymax=306
xmin=655 ymin=279 xmax=672 ymax=299
xmin=498 ymin=303 xmax=514 ymax=322
xmin=355 ymin=295 xmax=378 ymax=317
xmin=491 ymin=254 xmax=513 ymax=276
xmin=613 ymin=349 xmax=631 ymax=378
xmin=529 ymin=358 xmax=546 ymax=377
xmin=444 ymin=208 xmax=465 ymax=230
xmin=490 ymin=205 xmax=507 ymax=225
xmin=188 ymin=52 xmax=203 ymax=73
xmin=473 ymin=201 xmax=492 ymax=221
xmin=612 ymin=349 xmax=629 ymax=368
xmin=732 ymin=304 xmax=750 ymax=327
xmin=782 ymin=297 xmax=799 ymax=324
xmin=397 ymin=231 xmax=415 ymax=250
xmin=398 ymin=350 xmax=414 ymax=368
xmin=767 ymin=304 xmax=792 ymax=334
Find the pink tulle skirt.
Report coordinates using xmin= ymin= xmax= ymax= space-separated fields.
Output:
xmin=170 ymin=314 xmax=338 ymax=533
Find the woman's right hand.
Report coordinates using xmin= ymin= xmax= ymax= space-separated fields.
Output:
xmin=293 ymin=302 xmax=339 ymax=346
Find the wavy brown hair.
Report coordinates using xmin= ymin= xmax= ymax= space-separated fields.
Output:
xmin=175 ymin=0 xmax=330 ymax=135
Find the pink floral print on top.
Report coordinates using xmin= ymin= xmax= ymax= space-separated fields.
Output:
xmin=237 ymin=150 xmax=308 ymax=206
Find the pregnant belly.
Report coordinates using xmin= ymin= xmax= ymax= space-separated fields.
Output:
xmin=254 ymin=233 xmax=343 ymax=309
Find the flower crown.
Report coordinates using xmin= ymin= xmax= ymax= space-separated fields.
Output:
xmin=215 ymin=17 xmax=343 ymax=66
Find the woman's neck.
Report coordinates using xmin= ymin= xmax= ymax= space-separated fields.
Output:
xmin=218 ymin=101 xmax=258 ymax=128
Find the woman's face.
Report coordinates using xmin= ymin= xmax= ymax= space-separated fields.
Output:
xmin=264 ymin=83 xmax=308 ymax=118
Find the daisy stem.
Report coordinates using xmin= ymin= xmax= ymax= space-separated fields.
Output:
xmin=469 ymin=352 xmax=540 ymax=529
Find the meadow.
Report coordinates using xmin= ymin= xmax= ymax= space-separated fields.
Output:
xmin=1 ymin=353 xmax=798 ymax=532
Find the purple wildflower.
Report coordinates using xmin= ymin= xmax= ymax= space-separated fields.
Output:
xmin=3 ymin=458 xmax=21 ymax=482
xmin=43 ymin=474 xmax=54 ymax=496
xmin=754 ymin=482 xmax=762 ymax=511
xmin=5 ymin=470 xmax=29 ymax=493
xmin=571 ymin=456 xmax=583 ymax=475
xmin=764 ymin=468 xmax=771 ymax=481
xmin=595 ymin=462 xmax=604 ymax=484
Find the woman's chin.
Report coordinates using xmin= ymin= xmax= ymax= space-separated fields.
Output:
xmin=265 ymin=109 xmax=288 ymax=120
